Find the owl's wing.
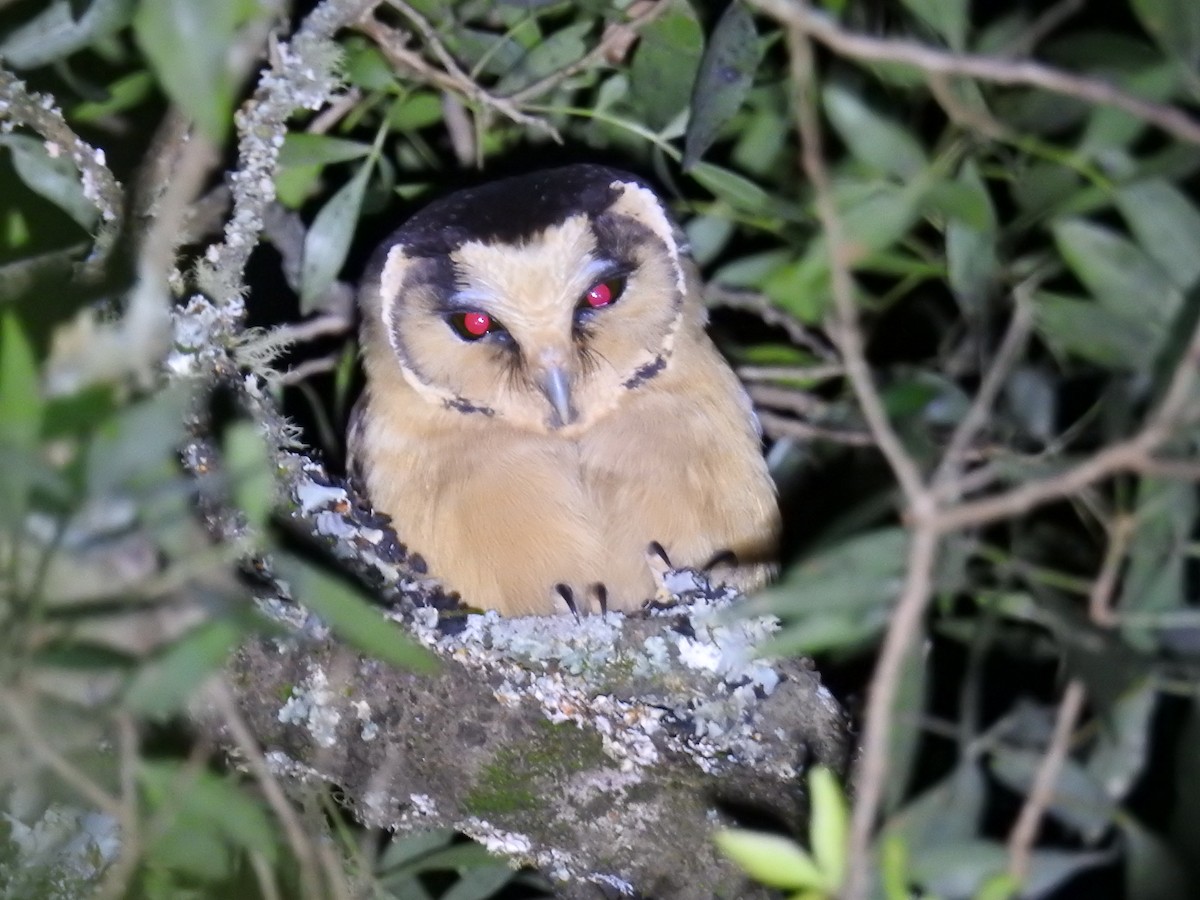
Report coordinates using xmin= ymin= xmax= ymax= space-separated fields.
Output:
xmin=344 ymin=393 xmax=371 ymax=496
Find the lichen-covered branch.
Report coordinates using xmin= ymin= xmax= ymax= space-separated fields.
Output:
xmin=211 ymin=588 xmax=850 ymax=898
xmin=0 ymin=65 xmax=124 ymax=276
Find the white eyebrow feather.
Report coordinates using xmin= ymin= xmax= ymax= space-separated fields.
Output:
xmin=448 ymin=286 xmax=496 ymax=308
xmin=580 ymin=256 xmax=620 ymax=282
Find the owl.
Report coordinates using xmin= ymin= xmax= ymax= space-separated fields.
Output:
xmin=348 ymin=165 xmax=779 ymax=616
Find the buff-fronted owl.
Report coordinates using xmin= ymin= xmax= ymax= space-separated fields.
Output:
xmin=348 ymin=165 xmax=779 ymax=616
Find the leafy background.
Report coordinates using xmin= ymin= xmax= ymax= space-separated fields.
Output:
xmin=2 ymin=0 xmax=1200 ymax=897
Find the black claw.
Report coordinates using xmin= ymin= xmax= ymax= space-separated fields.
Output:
xmin=409 ymin=553 xmax=428 ymax=575
xmin=702 ymin=549 xmax=738 ymax=572
xmin=592 ymin=583 xmax=608 ymax=615
xmin=555 ymin=583 xmax=580 ymax=619
xmin=647 ymin=541 xmax=672 ymax=567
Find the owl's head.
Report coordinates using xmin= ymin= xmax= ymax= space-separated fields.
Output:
xmin=359 ymin=165 xmax=701 ymax=435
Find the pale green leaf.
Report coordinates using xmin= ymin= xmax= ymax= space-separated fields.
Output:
xmin=1053 ymin=218 xmax=1181 ymax=336
xmin=0 ymin=0 xmax=134 ymax=68
xmin=715 ymin=829 xmax=827 ymax=890
xmin=1115 ymin=179 xmax=1200 ymax=290
xmin=808 ymin=767 xmax=849 ymax=889
xmin=824 ymin=84 xmax=927 ymax=180
xmin=279 ymin=134 xmax=372 ymax=168
xmin=133 ymin=0 xmax=238 ymax=141
xmin=301 ymin=159 xmax=373 ymax=314
xmin=0 ymin=134 xmax=99 ymax=230
xmin=689 ymin=161 xmax=771 ymax=215
xmin=495 ymin=22 xmax=591 ymax=95
xmin=1033 ymin=291 xmax=1160 ymax=370
xmin=0 ymin=312 xmax=41 ymax=452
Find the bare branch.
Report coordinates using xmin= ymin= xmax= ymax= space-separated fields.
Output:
xmin=785 ymin=23 xmax=931 ymax=509
xmin=748 ymin=0 xmax=1200 ymax=148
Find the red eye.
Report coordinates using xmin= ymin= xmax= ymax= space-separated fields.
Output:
xmin=450 ymin=311 xmax=493 ymax=340
xmin=582 ymin=277 xmax=625 ymax=309
xmin=585 ymin=283 xmax=612 ymax=308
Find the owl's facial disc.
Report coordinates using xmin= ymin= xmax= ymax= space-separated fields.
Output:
xmin=375 ymin=170 xmax=690 ymax=434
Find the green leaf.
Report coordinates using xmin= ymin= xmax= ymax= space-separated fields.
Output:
xmin=808 ymin=767 xmax=848 ymax=889
xmin=1115 ymin=179 xmax=1200 ymax=291
xmin=683 ymin=1 xmax=761 ymax=168
xmin=141 ymin=759 xmax=278 ymax=872
xmin=0 ymin=312 xmax=42 ymax=453
xmin=942 ymin=162 xmax=998 ymax=315
xmin=689 ymin=161 xmax=772 ymax=215
xmin=124 ymin=617 xmax=249 ymax=718
xmin=900 ymin=0 xmax=967 ymax=49
xmin=990 ymin=747 xmax=1116 ymax=838
xmin=762 ymin=249 xmax=831 ymax=322
xmin=279 ymin=134 xmax=372 ymax=168
xmin=0 ymin=314 xmax=43 ymax=524
xmin=387 ymin=93 xmax=445 ymax=131
xmin=343 ymin=38 xmax=399 ymax=91
xmin=1033 ymin=291 xmax=1159 ymax=370
xmin=301 ymin=159 xmax=373 ymax=314
xmin=1131 ymin=0 xmax=1200 ymax=69
xmin=823 ymin=84 xmax=927 ymax=179
xmin=1053 ymin=221 xmax=1178 ymax=319
xmin=1119 ymin=478 xmax=1194 ymax=646
xmin=715 ymin=829 xmax=826 ymax=890
xmin=0 ymin=0 xmax=134 ymax=68
xmin=0 ymin=134 xmax=99 ymax=230
xmin=275 ymin=553 xmax=438 ymax=673
xmin=495 ymin=22 xmax=591 ymax=95
xmin=71 ymin=71 xmax=155 ymax=123
xmin=769 ymin=528 xmax=909 ymax=612
xmin=628 ymin=0 xmax=703 ymax=130
xmin=837 ymin=178 xmax=928 ymax=258
xmin=133 ymin=0 xmax=238 ymax=141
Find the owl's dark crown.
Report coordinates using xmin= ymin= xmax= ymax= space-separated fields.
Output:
xmin=381 ymin=164 xmax=646 ymax=258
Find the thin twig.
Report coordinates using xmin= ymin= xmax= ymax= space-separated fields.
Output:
xmin=1003 ymin=0 xmax=1087 ymax=56
xmin=707 ymin=286 xmax=838 ymax=362
xmin=934 ymin=297 xmax=1035 ymax=491
xmin=1005 ymin=679 xmax=1086 ymax=882
xmin=506 ymin=0 xmax=671 ymax=103
xmin=786 ymin=23 xmax=930 ymax=508
xmin=207 ymin=680 xmax=329 ymax=900
xmin=738 ymin=363 xmax=846 ymax=383
xmin=366 ymin=2 xmax=558 ymax=138
xmin=748 ymin=0 xmax=1200 ymax=148
xmin=758 ymin=410 xmax=876 ymax=447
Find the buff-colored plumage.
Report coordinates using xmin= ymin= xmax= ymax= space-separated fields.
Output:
xmin=349 ymin=165 xmax=779 ymax=615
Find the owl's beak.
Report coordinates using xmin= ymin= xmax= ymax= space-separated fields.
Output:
xmin=538 ymin=364 xmax=576 ymax=428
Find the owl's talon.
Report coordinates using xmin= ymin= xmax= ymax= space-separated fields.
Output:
xmin=555 ymin=583 xmax=580 ymax=619
xmin=591 ymin=582 xmax=608 ymax=615
xmin=702 ymin=549 xmax=738 ymax=573
xmin=647 ymin=541 xmax=672 ymax=568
